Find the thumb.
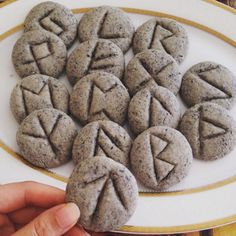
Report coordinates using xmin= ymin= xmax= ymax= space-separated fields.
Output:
xmin=13 ymin=203 xmax=80 ymax=236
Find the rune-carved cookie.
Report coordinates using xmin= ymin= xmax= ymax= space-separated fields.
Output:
xmin=10 ymin=74 xmax=69 ymax=123
xmin=128 ymin=86 xmax=180 ymax=135
xmin=124 ymin=49 xmax=181 ymax=95
xmin=66 ymin=39 xmax=124 ymax=86
xmin=179 ymin=102 xmax=236 ymax=160
xmin=72 ymin=120 xmax=132 ymax=167
xmin=12 ymin=30 xmax=67 ymax=78
xmin=130 ymin=126 xmax=193 ymax=190
xmin=16 ymin=108 xmax=77 ymax=168
xmin=78 ymin=6 xmax=135 ymax=53
xmin=69 ymin=72 xmax=130 ymax=125
xmin=180 ymin=62 xmax=236 ymax=109
xmin=133 ymin=17 xmax=188 ymax=63
xmin=24 ymin=1 xmax=78 ymax=48
xmin=65 ymin=156 xmax=138 ymax=232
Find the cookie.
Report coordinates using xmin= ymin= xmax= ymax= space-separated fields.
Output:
xmin=66 ymin=39 xmax=124 ymax=86
xmin=72 ymin=120 xmax=132 ymax=167
xmin=179 ymin=102 xmax=236 ymax=160
xmin=12 ymin=30 xmax=67 ymax=78
xmin=65 ymin=156 xmax=138 ymax=232
xmin=124 ymin=49 xmax=181 ymax=95
xmin=180 ymin=62 xmax=236 ymax=109
xmin=16 ymin=108 xmax=77 ymax=168
xmin=70 ymin=72 xmax=130 ymax=125
xmin=130 ymin=126 xmax=193 ymax=190
xmin=133 ymin=17 xmax=188 ymax=64
xmin=78 ymin=6 xmax=134 ymax=53
xmin=10 ymin=74 xmax=69 ymax=123
xmin=128 ymin=86 xmax=180 ymax=135
xmin=24 ymin=1 xmax=77 ymax=48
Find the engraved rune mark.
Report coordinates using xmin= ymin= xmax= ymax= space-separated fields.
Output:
xmin=149 ymin=134 xmax=175 ymax=183
xmin=87 ymin=82 xmax=118 ymax=119
xmin=198 ymin=107 xmax=228 ymax=155
xmin=195 ymin=67 xmax=232 ymax=100
xmin=38 ymin=9 xmax=64 ymax=36
xmin=22 ymin=114 xmax=63 ymax=156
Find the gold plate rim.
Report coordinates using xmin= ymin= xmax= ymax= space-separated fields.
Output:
xmin=1 ymin=4 xmax=236 ymax=234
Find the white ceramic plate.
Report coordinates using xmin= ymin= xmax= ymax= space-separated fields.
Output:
xmin=1 ymin=0 xmax=236 ymax=234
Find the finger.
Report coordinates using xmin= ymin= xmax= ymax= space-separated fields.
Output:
xmin=12 ymin=203 xmax=80 ymax=236
xmin=8 ymin=206 xmax=45 ymax=224
xmin=0 ymin=181 xmax=65 ymax=213
xmin=0 ymin=214 xmax=15 ymax=236
xmin=64 ymin=225 xmax=90 ymax=236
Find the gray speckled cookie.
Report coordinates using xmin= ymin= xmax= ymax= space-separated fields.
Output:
xmin=179 ymin=102 xmax=236 ymax=160
xmin=10 ymin=74 xmax=69 ymax=123
xmin=124 ymin=49 xmax=181 ymax=95
xmin=16 ymin=108 xmax=77 ymax=168
xmin=72 ymin=120 xmax=132 ymax=167
xmin=65 ymin=156 xmax=138 ymax=232
xmin=128 ymin=86 xmax=180 ymax=135
xmin=66 ymin=39 xmax=124 ymax=86
xmin=133 ymin=17 xmax=188 ymax=64
xmin=24 ymin=1 xmax=77 ymax=48
xmin=180 ymin=62 xmax=236 ymax=109
xmin=130 ymin=126 xmax=193 ymax=190
xmin=78 ymin=6 xmax=135 ymax=53
xmin=70 ymin=72 xmax=130 ymax=125
xmin=12 ymin=30 xmax=67 ymax=78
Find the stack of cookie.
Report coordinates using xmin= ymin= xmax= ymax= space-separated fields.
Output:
xmin=9 ymin=1 xmax=236 ymax=232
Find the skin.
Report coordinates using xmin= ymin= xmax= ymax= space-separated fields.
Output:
xmin=0 ymin=181 xmax=91 ymax=236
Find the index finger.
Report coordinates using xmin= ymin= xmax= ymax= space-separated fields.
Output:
xmin=0 ymin=181 xmax=65 ymax=213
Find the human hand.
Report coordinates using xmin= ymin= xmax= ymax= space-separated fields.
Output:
xmin=0 ymin=181 xmax=90 ymax=236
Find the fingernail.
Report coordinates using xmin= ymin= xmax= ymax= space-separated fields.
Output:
xmin=56 ymin=203 xmax=80 ymax=229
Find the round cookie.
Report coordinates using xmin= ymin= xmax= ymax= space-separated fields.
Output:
xmin=179 ymin=102 xmax=236 ymax=160
xmin=24 ymin=1 xmax=77 ymax=48
xmin=12 ymin=30 xmax=67 ymax=78
xmin=130 ymin=126 xmax=193 ymax=191
xmin=180 ymin=62 xmax=236 ymax=109
xmin=65 ymin=156 xmax=138 ymax=232
xmin=78 ymin=6 xmax=135 ymax=53
xmin=128 ymin=86 xmax=180 ymax=135
xmin=66 ymin=39 xmax=124 ymax=86
xmin=70 ymin=72 xmax=130 ymax=125
xmin=10 ymin=74 xmax=69 ymax=123
xmin=124 ymin=49 xmax=181 ymax=95
xmin=16 ymin=108 xmax=77 ymax=168
xmin=133 ymin=17 xmax=188 ymax=64
xmin=72 ymin=120 xmax=132 ymax=167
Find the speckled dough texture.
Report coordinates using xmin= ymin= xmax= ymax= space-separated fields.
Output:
xmin=72 ymin=120 xmax=132 ymax=167
xmin=128 ymin=86 xmax=180 ymax=135
xmin=180 ymin=61 xmax=236 ymax=109
xmin=66 ymin=39 xmax=124 ymax=86
xmin=16 ymin=108 xmax=77 ymax=168
xmin=12 ymin=30 xmax=67 ymax=78
xmin=124 ymin=49 xmax=181 ymax=95
xmin=179 ymin=102 xmax=236 ymax=160
xmin=10 ymin=74 xmax=69 ymax=123
xmin=24 ymin=1 xmax=77 ymax=48
xmin=78 ymin=6 xmax=135 ymax=53
xmin=130 ymin=126 xmax=193 ymax=190
xmin=133 ymin=17 xmax=188 ymax=64
xmin=70 ymin=72 xmax=130 ymax=125
xmin=65 ymin=156 xmax=138 ymax=232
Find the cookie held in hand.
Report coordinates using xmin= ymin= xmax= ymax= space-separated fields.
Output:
xmin=66 ymin=156 xmax=138 ymax=232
